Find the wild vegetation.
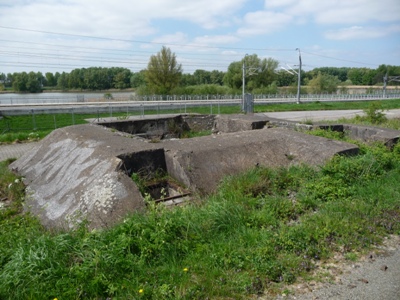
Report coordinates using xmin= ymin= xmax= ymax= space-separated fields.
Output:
xmin=1 ymin=101 xmax=400 ymax=299
xmin=0 ymin=124 xmax=399 ymax=299
xmin=1 ymin=47 xmax=399 ymax=95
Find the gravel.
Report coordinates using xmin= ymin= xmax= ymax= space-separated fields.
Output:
xmin=272 ymin=235 xmax=400 ymax=300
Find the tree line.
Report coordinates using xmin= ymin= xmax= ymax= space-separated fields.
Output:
xmin=1 ymin=46 xmax=399 ymax=95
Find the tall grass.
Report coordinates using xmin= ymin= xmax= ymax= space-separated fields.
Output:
xmin=1 ymin=131 xmax=399 ymax=298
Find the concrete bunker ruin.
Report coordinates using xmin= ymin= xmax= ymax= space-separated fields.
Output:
xmin=9 ymin=113 xmax=399 ymax=230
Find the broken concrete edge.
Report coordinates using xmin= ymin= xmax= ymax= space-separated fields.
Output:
xmin=8 ymin=114 xmax=400 ymax=231
xmin=264 ymin=118 xmax=400 ymax=149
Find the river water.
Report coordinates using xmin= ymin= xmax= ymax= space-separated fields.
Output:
xmin=0 ymin=92 xmax=135 ymax=105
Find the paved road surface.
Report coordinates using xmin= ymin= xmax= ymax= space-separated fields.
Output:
xmin=0 ymin=142 xmax=38 ymax=162
xmin=259 ymin=108 xmax=400 ymax=122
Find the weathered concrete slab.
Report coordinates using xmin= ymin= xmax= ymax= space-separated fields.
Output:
xmin=213 ymin=114 xmax=268 ymax=133
xmin=162 ymin=128 xmax=359 ymax=194
xmin=343 ymin=125 xmax=400 ymax=148
xmin=10 ymin=115 xmax=360 ymax=230
xmin=10 ymin=124 xmax=159 ymax=229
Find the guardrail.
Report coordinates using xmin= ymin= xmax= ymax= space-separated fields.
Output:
xmin=1 ymin=92 xmax=400 ymax=106
xmin=0 ymin=93 xmax=399 ymax=117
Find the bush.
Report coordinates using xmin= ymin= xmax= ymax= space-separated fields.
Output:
xmin=363 ymin=102 xmax=387 ymax=124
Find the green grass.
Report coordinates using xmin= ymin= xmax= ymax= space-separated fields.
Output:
xmin=255 ymin=98 xmax=400 ymax=112
xmin=1 ymin=99 xmax=399 ymax=143
xmin=1 ymin=126 xmax=400 ymax=298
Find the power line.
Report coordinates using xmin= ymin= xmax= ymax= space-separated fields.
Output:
xmin=0 ymin=25 xmax=294 ymax=52
xmin=0 ymin=25 xmax=384 ymax=73
xmin=302 ymin=50 xmax=378 ymax=67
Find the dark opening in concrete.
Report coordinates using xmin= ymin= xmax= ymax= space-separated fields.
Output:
xmin=146 ymin=180 xmax=191 ymax=206
xmin=118 ymin=149 xmax=167 ymax=177
xmin=99 ymin=115 xmax=191 ymax=140
xmin=117 ymin=149 xmax=190 ymax=205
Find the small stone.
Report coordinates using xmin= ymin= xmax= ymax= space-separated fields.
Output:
xmin=348 ymin=284 xmax=357 ymax=289
xmin=358 ymin=278 xmax=369 ymax=284
xmin=380 ymin=265 xmax=388 ymax=271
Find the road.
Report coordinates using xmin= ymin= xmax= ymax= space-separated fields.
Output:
xmin=258 ymin=108 xmax=400 ymax=122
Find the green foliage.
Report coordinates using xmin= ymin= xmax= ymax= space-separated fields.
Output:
xmin=103 ymin=92 xmax=113 ymax=100
xmin=255 ymin=98 xmax=400 ymax=114
xmin=362 ymin=102 xmax=387 ymax=124
xmin=172 ymin=83 xmax=233 ymax=96
xmin=252 ymin=82 xmax=279 ymax=94
xmin=1 ymin=136 xmax=400 ymax=298
xmin=307 ymin=72 xmax=340 ymax=94
xmin=223 ymin=54 xmax=279 ymax=92
xmin=145 ymin=46 xmax=182 ymax=95
xmin=130 ymin=70 xmax=146 ymax=88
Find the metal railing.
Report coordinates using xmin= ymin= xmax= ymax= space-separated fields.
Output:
xmin=1 ymin=91 xmax=399 ymax=106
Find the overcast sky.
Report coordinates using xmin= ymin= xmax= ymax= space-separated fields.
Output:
xmin=1 ymin=0 xmax=399 ymax=74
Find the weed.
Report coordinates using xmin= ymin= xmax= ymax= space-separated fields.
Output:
xmin=1 ymin=113 xmax=400 ymax=298
xmin=362 ymin=102 xmax=387 ymax=124
xmin=302 ymin=118 xmax=314 ymax=125
xmin=344 ymin=252 xmax=358 ymax=261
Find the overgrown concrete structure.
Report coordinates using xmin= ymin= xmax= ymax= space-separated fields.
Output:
xmin=10 ymin=113 xmax=398 ymax=230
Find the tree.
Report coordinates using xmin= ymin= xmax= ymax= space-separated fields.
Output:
xmin=45 ymin=72 xmax=57 ymax=87
xmin=193 ymin=69 xmax=211 ymax=85
xmin=113 ymin=68 xmax=132 ymax=89
xmin=210 ymin=70 xmax=224 ymax=85
xmin=308 ymin=72 xmax=340 ymax=94
xmin=223 ymin=54 xmax=278 ymax=92
xmin=223 ymin=61 xmax=242 ymax=90
xmin=275 ymin=70 xmax=297 ymax=87
xmin=6 ymin=73 xmax=13 ymax=88
xmin=26 ymin=71 xmax=42 ymax=92
xmin=145 ymin=46 xmax=182 ymax=95
xmin=12 ymin=72 xmax=28 ymax=92
xmin=347 ymin=68 xmax=364 ymax=85
xmin=57 ymin=72 xmax=69 ymax=90
xmin=130 ymin=71 xmax=146 ymax=88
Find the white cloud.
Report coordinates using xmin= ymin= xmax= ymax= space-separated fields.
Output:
xmin=264 ymin=0 xmax=297 ymax=8
xmin=237 ymin=11 xmax=292 ymax=36
xmin=193 ymin=35 xmax=239 ymax=46
xmin=325 ymin=25 xmax=400 ymax=40
xmin=283 ymin=0 xmax=400 ymax=24
xmin=0 ymin=0 xmax=247 ymax=39
xmin=151 ymin=32 xmax=189 ymax=46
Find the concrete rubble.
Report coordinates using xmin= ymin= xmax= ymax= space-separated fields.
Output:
xmin=9 ymin=113 xmax=398 ymax=230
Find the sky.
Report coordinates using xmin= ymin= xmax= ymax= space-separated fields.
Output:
xmin=0 ymin=0 xmax=399 ymax=75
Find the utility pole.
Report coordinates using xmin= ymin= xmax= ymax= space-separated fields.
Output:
xmin=242 ymin=54 xmax=247 ymax=111
xmin=383 ymin=71 xmax=388 ymax=98
xmin=296 ymin=48 xmax=302 ymax=104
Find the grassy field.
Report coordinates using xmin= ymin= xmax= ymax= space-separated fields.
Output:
xmin=0 ymin=101 xmax=399 ymax=299
xmin=1 ymin=98 xmax=400 ymax=144
xmin=256 ymin=98 xmax=400 ymax=112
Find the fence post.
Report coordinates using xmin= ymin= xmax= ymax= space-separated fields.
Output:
xmin=71 ymin=109 xmax=75 ymax=125
xmin=31 ymin=110 xmax=37 ymax=130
